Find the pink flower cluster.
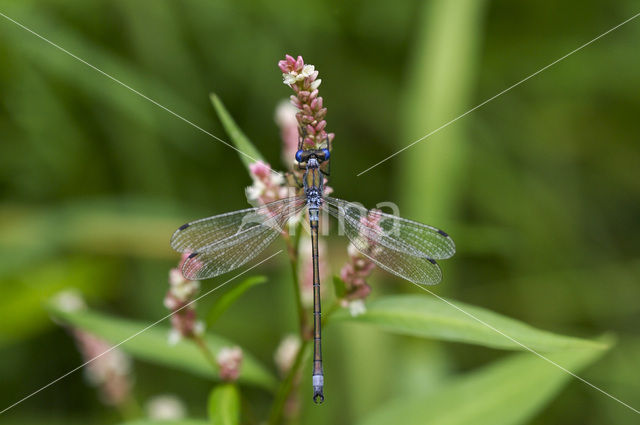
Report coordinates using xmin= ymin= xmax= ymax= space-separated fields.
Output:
xmin=73 ymin=329 xmax=132 ymax=406
xmin=52 ymin=290 xmax=133 ymax=407
xmin=217 ymin=346 xmax=243 ymax=381
xmin=164 ymin=253 xmax=203 ymax=344
xmin=339 ymin=210 xmax=383 ymax=303
xmin=339 ymin=245 xmax=374 ymax=303
xmin=275 ymin=101 xmax=300 ymax=166
xmin=246 ymin=160 xmax=289 ymax=205
xmin=278 ymin=55 xmax=334 ymax=150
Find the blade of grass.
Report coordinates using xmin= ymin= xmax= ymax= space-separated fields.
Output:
xmin=210 ymin=93 xmax=265 ymax=171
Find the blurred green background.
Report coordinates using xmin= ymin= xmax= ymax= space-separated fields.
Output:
xmin=1 ymin=0 xmax=639 ymax=424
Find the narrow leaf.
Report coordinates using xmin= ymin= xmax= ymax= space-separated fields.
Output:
xmin=49 ymin=305 xmax=277 ymax=390
xmin=206 ymin=276 xmax=267 ymax=327
xmin=332 ymin=295 xmax=607 ymax=351
xmin=210 ymin=93 xmax=265 ymax=170
xmin=357 ymin=342 xmax=610 ymax=425
xmin=208 ymin=383 xmax=240 ymax=425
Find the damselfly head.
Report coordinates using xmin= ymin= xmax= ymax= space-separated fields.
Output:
xmin=295 ymin=148 xmax=330 ymax=164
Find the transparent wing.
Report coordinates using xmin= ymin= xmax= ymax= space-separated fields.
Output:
xmin=171 ymin=196 xmax=306 ymax=280
xmin=323 ymin=197 xmax=455 ymax=285
xmin=323 ymin=197 xmax=455 ymax=259
xmin=180 ymin=223 xmax=279 ymax=280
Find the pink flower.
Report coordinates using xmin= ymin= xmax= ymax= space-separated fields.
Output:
xmin=273 ymin=335 xmax=302 ymax=419
xmin=278 ymin=54 xmax=334 ymax=151
xmin=146 ymin=395 xmax=186 ymax=420
xmin=72 ymin=329 xmax=132 ymax=406
xmin=165 ymin=253 xmax=203 ymax=344
xmin=52 ymin=291 xmax=133 ymax=406
xmin=246 ymin=160 xmax=288 ymax=205
xmin=249 ymin=161 xmax=272 ymax=180
xmin=338 ymin=210 xmax=382 ymax=304
xmin=274 ymin=335 xmax=301 ymax=377
xmin=217 ymin=346 xmax=243 ymax=382
xmin=275 ymin=100 xmax=300 ymax=166
xmin=170 ymin=308 xmax=199 ymax=338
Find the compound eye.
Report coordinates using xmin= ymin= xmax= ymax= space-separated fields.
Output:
xmin=295 ymin=150 xmax=303 ymax=162
xmin=321 ymin=148 xmax=330 ymax=160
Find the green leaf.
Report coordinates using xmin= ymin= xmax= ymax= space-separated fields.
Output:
xmin=332 ymin=295 xmax=607 ymax=351
xmin=49 ymin=305 xmax=277 ymax=391
xmin=0 ymin=257 xmax=117 ymax=346
xmin=208 ymin=383 xmax=240 ymax=425
xmin=118 ymin=420 xmax=209 ymax=425
xmin=357 ymin=343 xmax=609 ymax=425
xmin=209 ymin=93 xmax=265 ymax=171
xmin=206 ymin=276 xmax=267 ymax=327
xmin=332 ymin=275 xmax=347 ymax=299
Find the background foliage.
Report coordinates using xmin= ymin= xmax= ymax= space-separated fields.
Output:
xmin=1 ymin=0 xmax=639 ymax=424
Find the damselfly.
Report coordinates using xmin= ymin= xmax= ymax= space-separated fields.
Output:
xmin=170 ymin=147 xmax=455 ymax=404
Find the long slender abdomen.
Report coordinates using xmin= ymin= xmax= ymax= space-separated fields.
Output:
xmin=309 ymin=208 xmax=324 ymax=403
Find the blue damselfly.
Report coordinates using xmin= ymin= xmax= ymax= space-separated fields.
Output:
xmin=171 ymin=146 xmax=455 ymax=404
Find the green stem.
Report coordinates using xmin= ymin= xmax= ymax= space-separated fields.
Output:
xmin=286 ymin=223 xmax=307 ymax=336
xmin=267 ymin=339 xmax=310 ymax=425
xmin=114 ymin=392 xmax=142 ymax=421
xmin=268 ymin=302 xmax=339 ymax=425
xmin=193 ymin=333 xmax=219 ymax=372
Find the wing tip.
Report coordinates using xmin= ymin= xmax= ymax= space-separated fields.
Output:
xmin=170 ymin=223 xmax=192 ymax=251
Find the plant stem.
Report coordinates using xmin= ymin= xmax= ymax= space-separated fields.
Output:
xmin=193 ymin=334 xmax=219 ymax=372
xmin=267 ymin=339 xmax=310 ymax=425
xmin=285 ymin=223 xmax=307 ymax=336
xmin=268 ymin=302 xmax=339 ymax=425
xmin=116 ymin=394 xmax=142 ymax=421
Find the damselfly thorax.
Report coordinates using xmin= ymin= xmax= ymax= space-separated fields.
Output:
xmin=298 ymin=149 xmax=329 ymax=211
